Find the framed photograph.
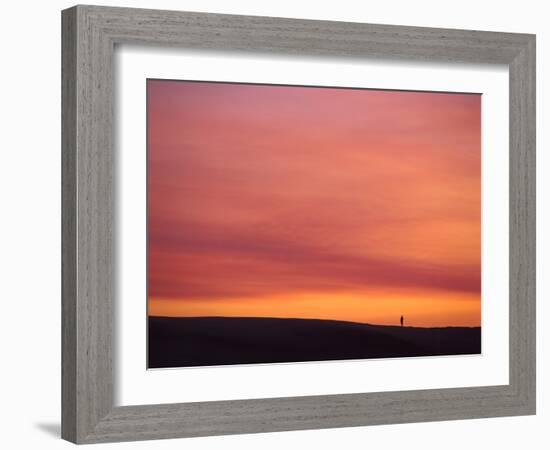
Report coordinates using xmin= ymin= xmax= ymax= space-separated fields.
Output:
xmin=61 ymin=5 xmax=536 ymax=444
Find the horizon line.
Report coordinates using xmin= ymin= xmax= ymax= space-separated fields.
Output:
xmin=148 ymin=315 xmax=481 ymax=329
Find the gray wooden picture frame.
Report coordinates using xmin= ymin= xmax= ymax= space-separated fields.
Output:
xmin=61 ymin=4 xmax=536 ymax=444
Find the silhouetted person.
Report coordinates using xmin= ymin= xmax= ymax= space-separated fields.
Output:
xmin=400 ymin=315 xmax=404 ymax=327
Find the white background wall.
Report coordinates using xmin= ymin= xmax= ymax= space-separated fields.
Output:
xmin=0 ymin=0 xmax=546 ymax=448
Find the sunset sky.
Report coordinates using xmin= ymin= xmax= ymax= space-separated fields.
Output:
xmin=147 ymin=80 xmax=481 ymax=327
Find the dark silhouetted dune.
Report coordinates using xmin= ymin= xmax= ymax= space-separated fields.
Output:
xmin=148 ymin=316 xmax=481 ymax=369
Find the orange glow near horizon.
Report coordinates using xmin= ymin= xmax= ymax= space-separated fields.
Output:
xmin=147 ymin=80 xmax=481 ymax=327
xmin=149 ymin=290 xmax=480 ymax=328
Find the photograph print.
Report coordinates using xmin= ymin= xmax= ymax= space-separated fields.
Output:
xmin=147 ymin=79 xmax=482 ymax=369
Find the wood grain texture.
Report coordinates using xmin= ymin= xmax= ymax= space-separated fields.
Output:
xmin=61 ymin=4 xmax=536 ymax=444
xmin=508 ymin=36 xmax=536 ymax=409
xmin=62 ymin=5 xmax=114 ymax=442
xmin=61 ymin=7 xmax=77 ymax=443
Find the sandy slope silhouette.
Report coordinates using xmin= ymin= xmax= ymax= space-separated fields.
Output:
xmin=148 ymin=316 xmax=481 ymax=368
